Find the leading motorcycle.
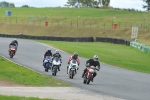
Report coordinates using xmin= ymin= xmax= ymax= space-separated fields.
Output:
xmin=83 ymin=66 xmax=99 ymax=84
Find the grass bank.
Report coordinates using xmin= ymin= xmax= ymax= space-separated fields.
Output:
xmin=0 ymin=95 xmax=54 ymax=100
xmin=0 ymin=56 xmax=71 ymax=87
xmin=0 ymin=8 xmax=150 ymax=45
xmin=37 ymin=40 xmax=150 ymax=74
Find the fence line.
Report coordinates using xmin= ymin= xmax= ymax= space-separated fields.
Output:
xmin=0 ymin=17 xmax=150 ymax=30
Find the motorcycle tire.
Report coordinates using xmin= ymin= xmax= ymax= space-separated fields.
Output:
xmin=86 ymin=75 xmax=91 ymax=84
xmin=83 ymin=78 xmax=86 ymax=84
xmin=71 ymin=70 xmax=74 ymax=79
xmin=10 ymin=53 xmax=13 ymax=58
xmin=83 ymin=74 xmax=87 ymax=84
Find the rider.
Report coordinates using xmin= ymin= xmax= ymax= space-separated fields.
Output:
xmin=67 ymin=52 xmax=80 ymax=74
xmin=11 ymin=38 xmax=18 ymax=47
xmin=52 ymin=49 xmax=62 ymax=71
xmin=82 ymin=55 xmax=100 ymax=82
xmin=43 ymin=48 xmax=53 ymax=66
xmin=9 ymin=38 xmax=18 ymax=55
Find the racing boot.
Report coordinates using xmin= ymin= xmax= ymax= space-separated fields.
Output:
xmin=91 ymin=77 xmax=93 ymax=82
xmin=92 ymin=73 xmax=96 ymax=82
xmin=82 ymin=68 xmax=87 ymax=78
xmin=82 ymin=72 xmax=85 ymax=78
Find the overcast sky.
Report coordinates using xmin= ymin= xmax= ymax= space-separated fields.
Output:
xmin=1 ymin=0 xmax=146 ymax=11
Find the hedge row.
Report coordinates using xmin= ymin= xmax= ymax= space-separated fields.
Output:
xmin=0 ymin=34 xmax=130 ymax=46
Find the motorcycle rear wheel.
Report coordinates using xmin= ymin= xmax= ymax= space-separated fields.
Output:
xmin=10 ymin=53 xmax=13 ymax=58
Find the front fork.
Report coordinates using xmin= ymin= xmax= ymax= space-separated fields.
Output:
xmin=87 ymin=73 xmax=93 ymax=80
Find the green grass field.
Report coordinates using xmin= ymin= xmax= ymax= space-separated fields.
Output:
xmin=0 ymin=56 xmax=71 ymax=87
xmin=37 ymin=40 xmax=150 ymax=74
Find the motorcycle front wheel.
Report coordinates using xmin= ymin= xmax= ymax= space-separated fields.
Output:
xmin=86 ymin=75 xmax=92 ymax=84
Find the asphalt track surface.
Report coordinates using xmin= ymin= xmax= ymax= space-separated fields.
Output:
xmin=0 ymin=37 xmax=150 ymax=100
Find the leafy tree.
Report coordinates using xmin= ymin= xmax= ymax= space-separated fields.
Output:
xmin=0 ymin=1 xmax=9 ymax=7
xmin=0 ymin=1 xmax=15 ymax=8
xmin=9 ymin=3 xmax=15 ymax=8
xmin=21 ymin=5 xmax=29 ymax=8
xmin=66 ymin=0 xmax=77 ymax=8
xmin=102 ymin=0 xmax=110 ymax=6
xmin=143 ymin=0 xmax=150 ymax=11
xmin=65 ymin=0 xmax=102 ymax=8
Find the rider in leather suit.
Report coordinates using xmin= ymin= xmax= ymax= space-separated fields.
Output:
xmin=82 ymin=55 xmax=100 ymax=82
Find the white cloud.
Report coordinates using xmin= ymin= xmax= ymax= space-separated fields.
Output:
xmin=1 ymin=0 xmax=67 ymax=7
xmin=110 ymin=0 xmax=145 ymax=11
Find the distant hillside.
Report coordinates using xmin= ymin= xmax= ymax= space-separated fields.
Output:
xmin=0 ymin=8 xmax=149 ymax=45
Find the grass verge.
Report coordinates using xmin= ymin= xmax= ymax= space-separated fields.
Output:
xmin=37 ymin=40 xmax=150 ymax=74
xmin=0 ymin=56 xmax=71 ymax=87
xmin=0 ymin=95 xmax=54 ymax=100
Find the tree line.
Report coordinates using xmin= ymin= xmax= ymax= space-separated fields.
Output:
xmin=0 ymin=1 xmax=15 ymax=7
xmin=0 ymin=1 xmax=29 ymax=8
xmin=64 ymin=0 xmax=110 ymax=8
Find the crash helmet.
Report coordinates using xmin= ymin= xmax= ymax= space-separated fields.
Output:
xmin=93 ymin=55 xmax=98 ymax=61
xmin=47 ymin=48 xmax=51 ymax=52
xmin=55 ymin=49 xmax=59 ymax=54
xmin=73 ymin=52 xmax=78 ymax=59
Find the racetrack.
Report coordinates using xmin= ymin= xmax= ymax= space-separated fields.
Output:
xmin=0 ymin=37 xmax=150 ymax=100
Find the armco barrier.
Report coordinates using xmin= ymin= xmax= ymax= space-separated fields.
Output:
xmin=0 ymin=34 xmax=94 ymax=42
xmin=96 ymin=37 xmax=130 ymax=46
xmin=130 ymin=41 xmax=150 ymax=53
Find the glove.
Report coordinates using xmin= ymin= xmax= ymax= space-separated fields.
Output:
xmin=85 ymin=63 xmax=89 ymax=67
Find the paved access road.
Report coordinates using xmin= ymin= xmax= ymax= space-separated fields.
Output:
xmin=0 ymin=37 xmax=150 ymax=100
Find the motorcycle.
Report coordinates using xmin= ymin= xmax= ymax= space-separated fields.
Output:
xmin=9 ymin=45 xmax=16 ymax=58
xmin=51 ymin=56 xmax=61 ymax=76
xmin=43 ymin=56 xmax=52 ymax=72
xmin=83 ymin=66 xmax=99 ymax=84
xmin=68 ymin=59 xmax=79 ymax=79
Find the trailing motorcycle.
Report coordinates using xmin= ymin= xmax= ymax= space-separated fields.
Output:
xmin=51 ymin=56 xmax=61 ymax=76
xmin=43 ymin=56 xmax=52 ymax=72
xmin=68 ymin=59 xmax=79 ymax=79
xmin=9 ymin=45 xmax=16 ymax=58
xmin=83 ymin=66 xmax=99 ymax=84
